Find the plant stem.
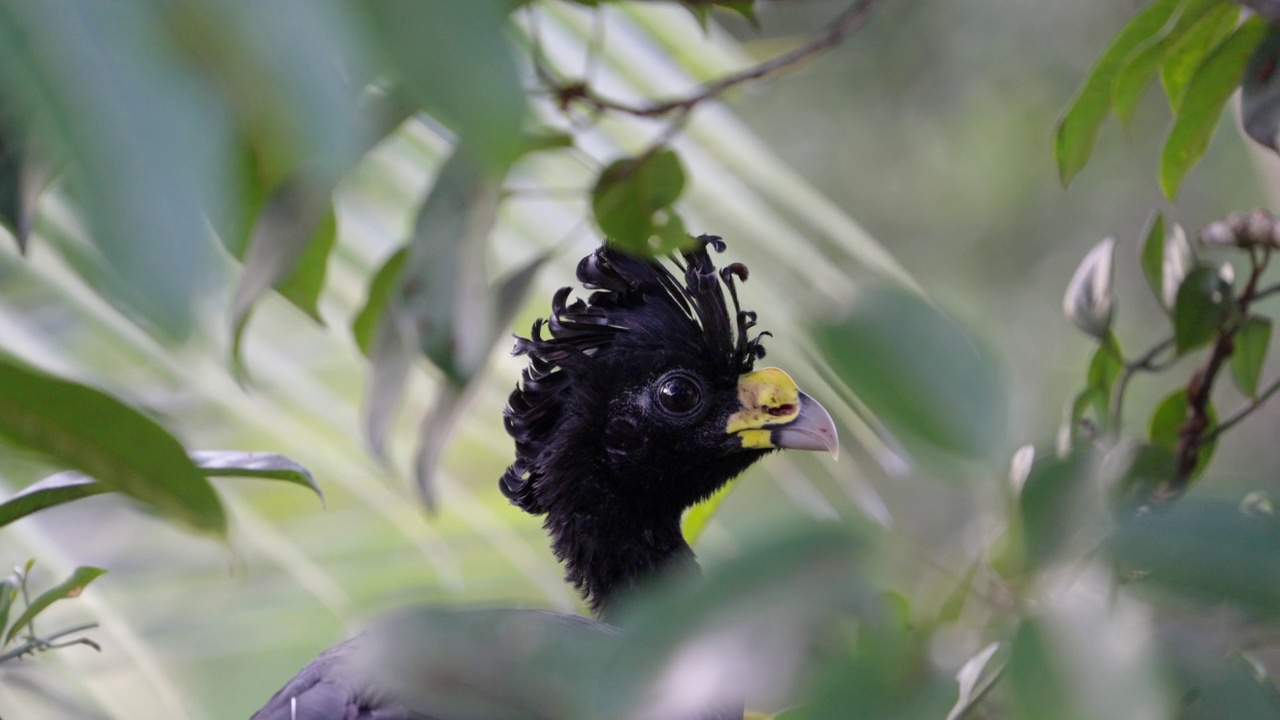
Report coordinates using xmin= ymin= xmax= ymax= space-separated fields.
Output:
xmin=0 ymin=622 xmax=99 ymax=664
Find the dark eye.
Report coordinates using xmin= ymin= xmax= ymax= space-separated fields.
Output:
xmin=656 ymin=373 xmax=702 ymax=416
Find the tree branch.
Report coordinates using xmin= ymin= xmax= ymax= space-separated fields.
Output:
xmin=546 ymin=0 xmax=878 ymax=118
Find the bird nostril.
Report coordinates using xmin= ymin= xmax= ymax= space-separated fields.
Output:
xmin=764 ymin=403 xmax=796 ymax=417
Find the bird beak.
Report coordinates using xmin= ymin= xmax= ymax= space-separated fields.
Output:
xmin=726 ymin=367 xmax=840 ymax=459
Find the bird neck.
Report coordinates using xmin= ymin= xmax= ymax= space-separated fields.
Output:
xmin=545 ymin=493 xmax=696 ymax=621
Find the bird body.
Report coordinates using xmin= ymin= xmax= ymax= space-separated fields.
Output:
xmin=251 ymin=237 xmax=837 ymax=720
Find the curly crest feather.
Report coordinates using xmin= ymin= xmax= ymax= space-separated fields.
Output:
xmin=499 ymin=235 xmax=767 ymax=512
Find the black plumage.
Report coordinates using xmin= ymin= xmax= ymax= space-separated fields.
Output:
xmin=251 ymin=236 xmax=837 ymax=720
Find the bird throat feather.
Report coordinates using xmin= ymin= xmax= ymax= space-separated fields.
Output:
xmin=500 ymin=235 xmax=768 ymax=513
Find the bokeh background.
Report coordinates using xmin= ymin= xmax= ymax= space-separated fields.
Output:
xmin=0 ymin=1 xmax=1276 ymax=717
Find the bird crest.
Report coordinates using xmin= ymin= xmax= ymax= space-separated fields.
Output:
xmin=500 ymin=235 xmax=768 ymax=513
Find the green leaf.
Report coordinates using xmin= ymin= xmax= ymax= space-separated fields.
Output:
xmin=1148 ymin=388 xmax=1217 ymax=477
xmin=273 ymin=207 xmax=336 ymax=323
xmin=0 ymin=578 xmax=18 ymax=639
xmin=1111 ymin=0 xmax=1224 ymax=123
xmin=0 ymin=356 xmax=225 ymax=535
xmin=0 ymin=451 xmax=319 ymax=529
xmin=189 ymin=450 xmax=322 ymax=502
xmin=1087 ymin=334 xmax=1124 ymax=395
xmin=815 ymin=284 xmax=1006 ymax=459
xmin=1054 ymin=0 xmax=1186 ymax=185
xmin=0 ymin=0 xmax=229 ymax=338
xmin=591 ymin=149 xmax=690 ymax=255
xmin=1110 ymin=497 xmax=1280 ymax=616
xmin=361 ymin=0 xmax=527 ymax=171
xmin=230 ymin=180 xmax=335 ymax=379
xmin=1160 ymin=2 xmax=1240 ymax=110
xmin=4 ymin=567 xmax=106 ymax=645
xmin=1173 ymin=266 xmax=1233 ymax=353
xmin=1231 ymin=315 xmax=1272 ymax=398
xmin=1107 ymin=441 xmax=1180 ymax=517
xmin=1139 ymin=210 xmax=1167 ymax=307
xmin=352 ymin=247 xmax=408 ymax=358
xmin=1160 ymin=17 xmax=1269 ymax=199
xmin=1008 ymin=621 xmax=1075 ymax=720
xmin=0 ymin=473 xmax=109 ymax=529
xmin=1019 ymin=447 xmax=1095 ymax=567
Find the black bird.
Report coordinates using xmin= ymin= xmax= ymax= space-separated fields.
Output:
xmin=251 ymin=236 xmax=839 ymax=720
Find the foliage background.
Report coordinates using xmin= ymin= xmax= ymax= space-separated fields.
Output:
xmin=0 ymin=0 xmax=1276 ymax=718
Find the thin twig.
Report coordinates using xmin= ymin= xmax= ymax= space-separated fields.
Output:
xmin=0 ymin=622 xmax=99 ymax=664
xmin=546 ymin=0 xmax=879 ymax=118
xmin=1204 ymin=374 xmax=1280 ymax=443
xmin=1109 ymin=336 xmax=1175 ymax=436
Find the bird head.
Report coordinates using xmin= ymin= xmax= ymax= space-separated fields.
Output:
xmin=500 ymin=235 xmax=837 ymax=519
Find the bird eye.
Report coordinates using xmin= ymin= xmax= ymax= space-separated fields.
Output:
xmin=655 ymin=373 xmax=702 ymax=417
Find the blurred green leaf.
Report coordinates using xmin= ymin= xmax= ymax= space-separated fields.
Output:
xmin=273 ymin=207 xmax=336 ymax=323
xmin=4 ymin=566 xmax=106 ymax=646
xmin=816 ymin=284 xmax=1006 ymax=459
xmin=360 ymin=0 xmax=526 ymax=171
xmin=0 ymin=0 xmax=229 ymax=338
xmin=0 ymin=106 xmax=49 ymax=254
xmin=592 ymin=149 xmax=691 ymax=256
xmin=1054 ymin=0 xmax=1185 ymax=185
xmin=1110 ymin=498 xmax=1280 ymax=616
xmin=1174 ymin=652 xmax=1280 ymax=720
xmin=1140 ymin=210 xmax=1166 ymax=307
xmin=1231 ymin=316 xmax=1271 ymax=399
xmin=0 ymin=356 xmax=225 ymax=536
xmin=230 ymin=180 xmax=336 ymax=377
xmin=1173 ymin=266 xmax=1232 ymax=353
xmin=1160 ymin=2 xmax=1239 ymax=110
xmin=352 ymin=247 xmax=408 ymax=359
xmin=1160 ymin=17 xmax=1269 ymax=199
xmin=1019 ymin=446 xmax=1095 ymax=567
xmin=1008 ymin=620 xmax=1076 ymax=720
xmin=1148 ymin=388 xmax=1216 ymax=479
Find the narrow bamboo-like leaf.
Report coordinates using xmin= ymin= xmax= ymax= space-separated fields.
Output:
xmin=273 ymin=207 xmax=337 ymax=323
xmin=591 ymin=149 xmax=689 ymax=254
xmin=189 ymin=450 xmax=322 ymax=502
xmin=0 ymin=578 xmax=17 ymax=639
xmin=1055 ymin=0 xmax=1186 ymax=185
xmin=0 ymin=473 xmax=108 ymax=529
xmin=1139 ymin=210 xmax=1166 ymax=307
xmin=1160 ymin=17 xmax=1269 ymax=199
xmin=1160 ymin=2 xmax=1240 ymax=110
xmin=4 ymin=567 xmax=106 ymax=645
xmin=230 ymin=179 xmax=334 ymax=377
xmin=1231 ymin=316 xmax=1272 ymax=399
xmin=946 ymin=641 xmax=1002 ymax=720
xmin=1173 ymin=266 xmax=1233 ymax=353
xmin=0 ymin=451 xmax=319 ymax=529
xmin=352 ymin=247 xmax=408 ymax=358
xmin=0 ymin=357 xmax=225 ymax=535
